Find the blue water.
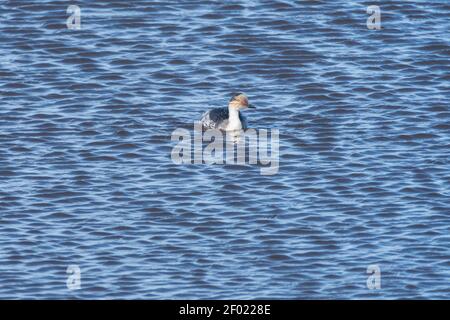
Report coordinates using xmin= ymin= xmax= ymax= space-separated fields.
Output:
xmin=0 ymin=0 xmax=449 ymax=299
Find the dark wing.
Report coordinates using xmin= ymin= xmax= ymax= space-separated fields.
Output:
xmin=201 ymin=107 xmax=229 ymax=129
xmin=208 ymin=107 xmax=229 ymax=124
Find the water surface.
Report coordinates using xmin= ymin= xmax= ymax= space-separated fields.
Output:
xmin=0 ymin=0 xmax=449 ymax=299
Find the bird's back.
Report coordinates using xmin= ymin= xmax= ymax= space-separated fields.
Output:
xmin=201 ymin=107 xmax=247 ymax=130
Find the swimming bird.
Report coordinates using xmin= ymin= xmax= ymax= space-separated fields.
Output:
xmin=200 ymin=93 xmax=255 ymax=131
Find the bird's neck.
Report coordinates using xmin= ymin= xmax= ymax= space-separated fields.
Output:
xmin=227 ymin=107 xmax=242 ymax=130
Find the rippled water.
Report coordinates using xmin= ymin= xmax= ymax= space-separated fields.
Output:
xmin=0 ymin=0 xmax=449 ymax=299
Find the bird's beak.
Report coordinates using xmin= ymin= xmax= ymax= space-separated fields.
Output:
xmin=248 ymin=104 xmax=256 ymax=109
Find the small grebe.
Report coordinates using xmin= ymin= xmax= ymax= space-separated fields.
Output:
xmin=200 ymin=93 xmax=255 ymax=131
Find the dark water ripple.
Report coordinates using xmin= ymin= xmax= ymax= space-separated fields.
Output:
xmin=0 ymin=0 xmax=449 ymax=299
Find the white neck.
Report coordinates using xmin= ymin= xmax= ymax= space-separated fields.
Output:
xmin=227 ymin=107 xmax=242 ymax=131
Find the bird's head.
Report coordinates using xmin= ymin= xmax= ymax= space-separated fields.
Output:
xmin=228 ymin=93 xmax=255 ymax=110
